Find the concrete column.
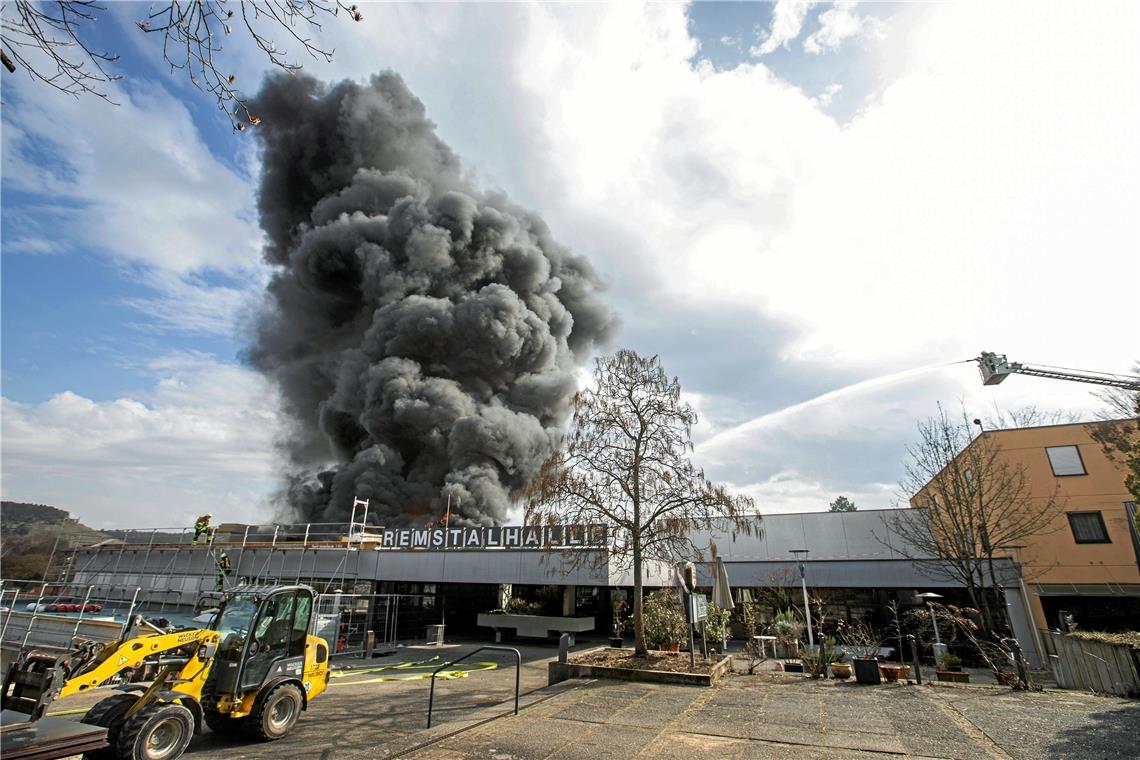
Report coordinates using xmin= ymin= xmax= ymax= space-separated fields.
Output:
xmin=563 ymin=585 xmax=576 ymax=616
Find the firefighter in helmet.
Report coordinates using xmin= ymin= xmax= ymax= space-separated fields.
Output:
xmin=215 ymin=550 xmax=232 ymax=592
xmin=193 ymin=513 xmax=214 ymax=545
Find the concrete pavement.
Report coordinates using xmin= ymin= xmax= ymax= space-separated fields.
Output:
xmin=399 ymin=672 xmax=1140 ymax=760
xmin=43 ymin=647 xmax=1139 ymax=759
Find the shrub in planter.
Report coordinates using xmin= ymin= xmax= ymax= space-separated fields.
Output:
xmin=853 ymin=658 xmax=881 ymax=685
xmin=935 ymin=652 xmax=969 ymax=681
xmin=802 ymin=637 xmax=845 ymax=678
xmin=936 ymin=670 xmax=970 ymax=683
xmin=879 ymin=664 xmax=910 ymax=682
xmin=702 ymin=602 xmax=732 ymax=647
xmin=643 ymin=589 xmax=687 ymax=650
xmin=840 ymin=620 xmax=883 ymax=685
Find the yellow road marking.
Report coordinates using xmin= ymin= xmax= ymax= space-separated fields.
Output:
xmin=330 ymin=659 xmax=498 ymax=686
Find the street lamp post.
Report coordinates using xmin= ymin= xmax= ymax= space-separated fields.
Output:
xmin=916 ymin=592 xmax=945 ymax=662
xmin=790 ymin=549 xmax=813 ymax=650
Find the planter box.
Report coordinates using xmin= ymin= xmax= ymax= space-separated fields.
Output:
xmin=477 ymin=613 xmax=595 ymax=645
xmin=936 ymin=670 xmax=970 ymax=684
xmin=782 ymin=661 xmax=804 ymax=673
xmin=830 ymin=662 xmax=853 ymax=679
xmin=879 ymin=664 xmax=910 ymax=682
xmin=853 ymin=658 xmax=881 ymax=685
xmin=549 ymin=650 xmax=733 ymax=687
xmin=774 ymin=642 xmax=800 ymax=659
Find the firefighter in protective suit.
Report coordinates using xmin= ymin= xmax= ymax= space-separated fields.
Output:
xmin=215 ymin=550 xmax=232 ymax=591
xmin=193 ymin=513 xmax=214 ymax=544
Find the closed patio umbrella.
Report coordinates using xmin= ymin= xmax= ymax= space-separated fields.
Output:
xmin=712 ymin=556 xmax=734 ymax=651
xmin=712 ymin=556 xmax=735 ymax=611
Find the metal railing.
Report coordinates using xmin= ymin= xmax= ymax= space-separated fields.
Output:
xmin=0 ymin=579 xmax=142 ymax=649
xmin=426 ymin=646 xmax=520 ymax=728
xmin=78 ymin=521 xmax=378 ymax=548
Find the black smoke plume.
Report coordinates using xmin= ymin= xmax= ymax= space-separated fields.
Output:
xmin=247 ymin=72 xmax=616 ymax=527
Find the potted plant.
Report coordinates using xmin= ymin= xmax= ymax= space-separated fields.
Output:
xmin=610 ymin=598 xmax=628 ymax=648
xmin=935 ymin=652 xmax=970 ymax=683
xmin=879 ymin=663 xmax=910 ymax=682
xmin=802 ymin=637 xmax=845 ymax=678
xmin=770 ymin=609 xmax=804 ymax=659
xmin=830 ymin=652 xmax=852 ymax=680
xmin=840 ymin=620 xmax=882 ymax=685
xmin=702 ymin=602 xmax=732 ymax=654
xmin=643 ymin=589 xmax=687 ymax=652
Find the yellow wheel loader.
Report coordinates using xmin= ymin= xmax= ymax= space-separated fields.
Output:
xmin=1 ymin=584 xmax=330 ymax=760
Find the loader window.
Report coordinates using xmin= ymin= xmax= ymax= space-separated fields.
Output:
xmin=289 ymin=593 xmax=313 ymax=657
xmin=241 ymin=592 xmax=298 ymax=689
xmin=215 ymin=596 xmax=257 ymax=660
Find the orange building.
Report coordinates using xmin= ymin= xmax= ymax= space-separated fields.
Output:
xmin=911 ymin=419 xmax=1139 ymax=634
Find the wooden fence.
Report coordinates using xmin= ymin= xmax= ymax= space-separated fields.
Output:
xmin=1045 ymin=632 xmax=1140 ymax=698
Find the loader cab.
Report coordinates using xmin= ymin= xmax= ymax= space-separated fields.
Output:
xmin=209 ymin=586 xmax=315 ymax=694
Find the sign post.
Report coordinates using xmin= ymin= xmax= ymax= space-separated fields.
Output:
xmin=684 ymin=592 xmax=695 ymax=671
xmin=690 ymin=593 xmax=708 ymax=664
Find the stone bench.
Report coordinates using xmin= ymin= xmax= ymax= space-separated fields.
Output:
xmin=477 ymin=613 xmax=595 ymax=646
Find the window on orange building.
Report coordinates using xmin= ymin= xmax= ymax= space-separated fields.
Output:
xmin=1046 ymin=446 xmax=1086 ymax=476
xmin=1067 ymin=511 xmax=1110 ymax=544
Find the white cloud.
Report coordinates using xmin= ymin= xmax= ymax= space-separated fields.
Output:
xmin=1 ymin=74 xmax=265 ymax=334
xmin=804 ymin=2 xmax=882 ymax=54
xmin=816 ymin=82 xmax=843 ymax=107
xmin=122 ymin=267 xmax=269 ymax=337
xmin=751 ymin=0 xmax=817 ymax=56
xmin=729 ymin=472 xmax=896 ymax=516
xmin=491 ymin=2 xmax=1135 ymax=509
xmin=0 ymin=354 xmax=280 ymax=527
xmin=3 ymin=2 xmax=1134 ymax=524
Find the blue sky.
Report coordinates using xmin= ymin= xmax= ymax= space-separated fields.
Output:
xmin=2 ymin=2 xmax=1136 ymax=528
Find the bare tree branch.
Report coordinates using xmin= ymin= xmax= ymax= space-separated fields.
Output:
xmin=884 ymin=404 xmax=1062 ymax=637
xmin=524 ymin=349 xmax=758 ymax=656
xmin=2 ymin=1 xmax=363 ymax=129
xmin=1 ymin=1 xmax=121 ymax=102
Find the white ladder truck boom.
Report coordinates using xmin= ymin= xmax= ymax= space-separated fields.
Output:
xmin=977 ymin=352 xmax=1140 ymax=391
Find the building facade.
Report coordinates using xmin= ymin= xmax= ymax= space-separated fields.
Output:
xmin=911 ymin=419 xmax=1140 ymax=634
xmin=63 ymin=508 xmax=1044 ymax=664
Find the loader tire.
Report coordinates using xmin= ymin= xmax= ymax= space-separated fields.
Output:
xmin=81 ymin=693 xmax=138 ymax=760
xmin=245 ymin=683 xmax=302 ymax=741
xmin=200 ymin=693 xmax=244 ymax=735
xmin=116 ymin=702 xmax=194 ymax=760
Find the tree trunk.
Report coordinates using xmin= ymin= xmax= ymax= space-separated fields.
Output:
xmin=969 ymin=568 xmax=996 ymax=637
xmin=633 ymin=542 xmax=646 ymax=656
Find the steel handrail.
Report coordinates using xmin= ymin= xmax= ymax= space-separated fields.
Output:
xmin=426 ymin=645 xmax=520 ymax=728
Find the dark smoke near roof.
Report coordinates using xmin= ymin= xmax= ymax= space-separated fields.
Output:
xmin=247 ymin=72 xmax=616 ymax=527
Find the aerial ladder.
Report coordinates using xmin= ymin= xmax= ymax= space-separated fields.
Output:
xmin=976 ymin=352 xmax=1140 ymax=392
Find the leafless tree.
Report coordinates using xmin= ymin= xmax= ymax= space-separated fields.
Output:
xmin=525 ymin=349 xmax=757 ymax=656
xmin=982 ymin=404 xmax=1081 ymax=430
xmin=1 ymin=1 xmax=362 ymax=128
xmin=886 ymin=405 xmax=1061 ymax=637
xmin=1089 ymin=361 xmax=1140 ymax=503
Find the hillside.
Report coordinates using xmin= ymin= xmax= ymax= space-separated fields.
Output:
xmin=1 ymin=501 xmax=110 ymax=580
